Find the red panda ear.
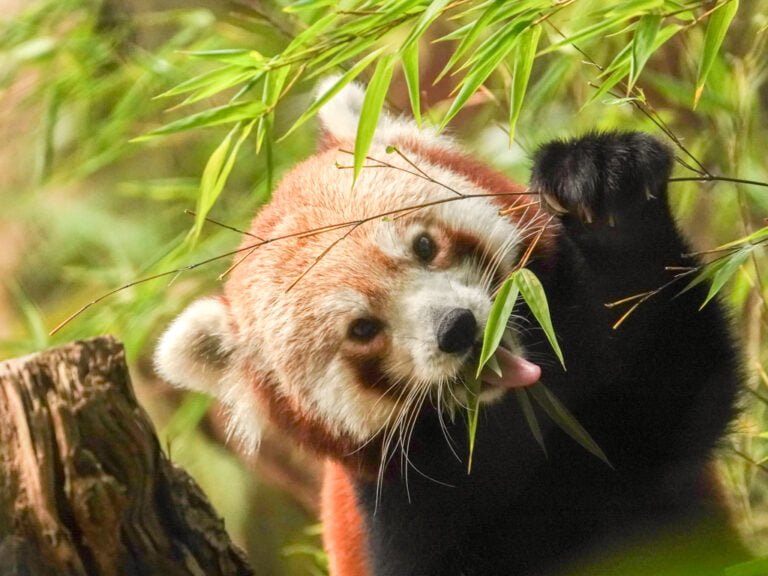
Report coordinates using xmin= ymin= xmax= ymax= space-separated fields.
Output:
xmin=154 ymin=296 xmax=236 ymax=398
xmin=316 ymin=76 xmax=366 ymax=148
xmin=315 ymin=76 xmax=436 ymax=150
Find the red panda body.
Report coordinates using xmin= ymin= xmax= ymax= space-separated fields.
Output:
xmin=156 ymin=82 xmax=747 ymax=575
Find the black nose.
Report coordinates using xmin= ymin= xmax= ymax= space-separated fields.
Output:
xmin=437 ymin=308 xmax=477 ymax=354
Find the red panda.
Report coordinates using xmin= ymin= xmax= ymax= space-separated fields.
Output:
xmin=155 ymin=81 xmax=747 ymax=575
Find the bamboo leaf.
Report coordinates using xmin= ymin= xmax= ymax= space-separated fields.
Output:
xmin=401 ymin=40 xmax=421 ymax=126
xmin=181 ymin=48 xmax=265 ymax=67
xmin=528 ymin=383 xmax=611 ymax=467
xmin=400 ymin=0 xmax=451 ymax=53
xmin=540 ymin=18 xmax=623 ymax=55
xmin=156 ymin=65 xmax=250 ymax=99
xmin=440 ymin=20 xmax=529 ymax=129
xmin=178 ymin=71 xmax=260 ymax=109
xmin=629 ymin=14 xmax=661 ymax=91
xmin=477 ymin=276 xmax=519 ymax=377
xmin=434 ymin=0 xmax=506 ymax=83
xmin=708 ymin=225 xmax=768 ymax=251
xmin=515 ymin=268 xmax=565 ymax=369
xmin=132 ymin=100 xmax=266 ymax=142
xmin=508 ymin=24 xmax=540 ymax=143
xmin=280 ymin=47 xmax=384 ymax=141
xmin=700 ymin=248 xmax=751 ymax=308
xmin=464 ymin=367 xmax=482 ymax=474
xmin=694 ymin=0 xmax=739 ymax=109
xmin=353 ymin=53 xmax=396 ymax=183
xmin=515 ymin=388 xmax=547 ymax=457
xmin=193 ymin=121 xmax=254 ymax=241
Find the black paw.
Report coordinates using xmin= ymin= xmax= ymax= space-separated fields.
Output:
xmin=530 ymin=132 xmax=673 ymax=224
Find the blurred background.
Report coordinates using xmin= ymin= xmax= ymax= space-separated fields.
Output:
xmin=1 ymin=1 xmax=766 ymax=573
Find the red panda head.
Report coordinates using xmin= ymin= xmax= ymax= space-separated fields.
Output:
xmin=155 ymin=80 xmax=552 ymax=469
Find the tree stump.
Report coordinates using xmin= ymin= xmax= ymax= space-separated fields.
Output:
xmin=0 ymin=336 xmax=254 ymax=576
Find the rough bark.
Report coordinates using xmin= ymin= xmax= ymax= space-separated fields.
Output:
xmin=0 ymin=336 xmax=253 ymax=576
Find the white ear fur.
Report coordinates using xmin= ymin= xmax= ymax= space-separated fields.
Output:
xmin=316 ymin=76 xmax=367 ymax=143
xmin=316 ymin=76 xmax=435 ymax=145
xmin=154 ymin=297 xmax=235 ymax=397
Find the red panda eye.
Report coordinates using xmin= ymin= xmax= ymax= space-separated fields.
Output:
xmin=348 ymin=318 xmax=381 ymax=342
xmin=413 ymin=233 xmax=437 ymax=263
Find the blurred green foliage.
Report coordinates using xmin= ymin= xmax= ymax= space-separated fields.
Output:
xmin=1 ymin=0 xmax=766 ymax=573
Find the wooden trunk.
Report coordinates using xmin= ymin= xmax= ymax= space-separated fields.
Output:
xmin=0 ymin=336 xmax=254 ymax=576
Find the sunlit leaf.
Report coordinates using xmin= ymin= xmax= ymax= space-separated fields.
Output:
xmin=508 ymin=24 xmax=540 ymax=143
xmin=709 ymin=225 xmax=768 ymax=251
xmin=193 ymin=121 xmax=254 ymax=242
xmin=132 ymin=100 xmax=266 ymax=141
xmin=540 ymin=18 xmax=623 ymax=55
xmin=515 ymin=268 xmax=565 ymax=369
xmin=401 ymin=40 xmax=421 ymax=126
xmin=701 ymin=248 xmax=751 ymax=308
xmin=182 ymin=48 xmax=264 ymax=67
xmin=477 ymin=276 xmax=519 ymax=377
xmin=694 ymin=0 xmax=739 ymax=109
xmin=157 ymin=65 xmax=250 ymax=99
xmin=441 ymin=20 xmax=530 ymax=129
xmin=434 ymin=0 xmax=506 ymax=83
xmin=628 ymin=14 xmax=661 ymax=92
xmin=353 ymin=53 xmax=396 ymax=183
xmin=528 ymin=383 xmax=611 ymax=466
xmin=400 ymin=0 xmax=451 ymax=53
xmin=280 ymin=47 xmax=384 ymax=141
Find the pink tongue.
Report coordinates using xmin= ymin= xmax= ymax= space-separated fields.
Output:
xmin=481 ymin=347 xmax=541 ymax=389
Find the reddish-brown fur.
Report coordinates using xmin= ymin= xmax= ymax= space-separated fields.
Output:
xmin=322 ymin=461 xmax=372 ymax=576
xmin=225 ymin=132 xmax=557 ymax=575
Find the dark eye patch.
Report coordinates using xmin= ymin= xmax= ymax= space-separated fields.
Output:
xmin=413 ymin=232 xmax=437 ymax=263
xmin=348 ymin=318 xmax=382 ymax=342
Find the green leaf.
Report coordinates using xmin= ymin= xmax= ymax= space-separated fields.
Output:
xmin=440 ymin=20 xmax=529 ymax=129
xmin=193 ymin=121 xmax=254 ymax=242
xmin=515 ymin=388 xmax=547 ymax=457
xmin=515 ymin=268 xmax=565 ymax=369
xmin=629 ymin=14 xmax=661 ymax=92
xmin=540 ymin=18 xmax=623 ymax=55
xmin=353 ymin=53 xmax=396 ymax=183
xmin=401 ymin=40 xmax=421 ymax=126
xmin=508 ymin=24 xmax=540 ymax=143
xmin=132 ymin=100 xmax=267 ymax=142
xmin=279 ymin=47 xmax=384 ymax=141
xmin=157 ymin=65 xmax=252 ymax=99
xmin=464 ymin=367 xmax=482 ymax=474
xmin=709 ymin=225 xmax=768 ymax=251
xmin=477 ymin=276 xmax=519 ymax=377
xmin=679 ymin=246 xmax=752 ymax=305
xmin=174 ymin=69 xmax=261 ymax=109
xmin=700 ymin=248 xmax=751 ymax=308
xmin=485 ymin=354 xmax=503 ymax=378
xmin=694 ymin=0 xmax=739 ymax=109
xmin=434 ymin=0 xmax=506 ymax=83
xmin=597 ymin=0 xmax=664 ymax=19
xmin=182 ymin=48 xmax=265 ymax=67
xmin=400 ymin=0 xmax=451 ymax=53
xmin=528 ymin=383 xmax=611 ymax=467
